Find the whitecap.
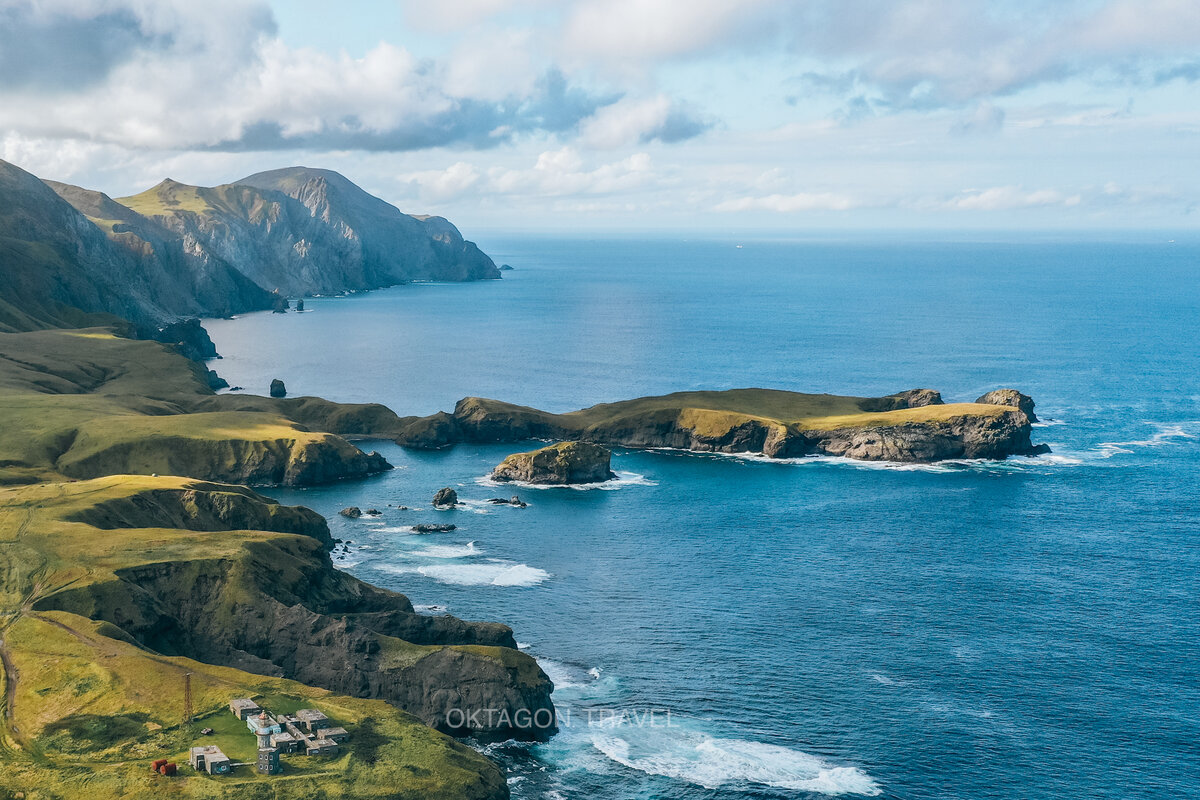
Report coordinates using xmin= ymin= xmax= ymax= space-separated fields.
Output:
xmin=417 ymin=541 xmax=480 ymax=559
xmin=590 ymin=726 xmax=879 ymax=795
xmin=649 ymin=446 xmax=1070 ymax=473
xmin=451 ymin=501 xmax=499 ymax=513
xmin=474 ymin=470 xmax=656 ymax=492
xmin=537 ymin=657 xmax=594 ymax=690
xmin=1095 ymin=422 xmax=1198 ymax=459
xmin=382 ymin=560 xmax=551 ymax=587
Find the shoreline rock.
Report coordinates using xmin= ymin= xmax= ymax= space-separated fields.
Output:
xmin=432 ymin=486 xmax=459 ymax=507
xmin=493 ymin=441 xmax=616 ymax=484
xmin=412 ymin=523 xmax=457 ymax=533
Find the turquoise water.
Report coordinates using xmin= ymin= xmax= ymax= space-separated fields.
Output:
xmin=206 ymin=235 xmax=1200 ymax=800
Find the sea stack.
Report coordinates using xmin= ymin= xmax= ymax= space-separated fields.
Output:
xmin=492 ymin=441 xmax=616 ymax=485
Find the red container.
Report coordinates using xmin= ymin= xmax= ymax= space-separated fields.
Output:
xmin=151 ymin=758 xmax=168 ymax=771
xmin=162 ymin=763 xmax=178 ymax=776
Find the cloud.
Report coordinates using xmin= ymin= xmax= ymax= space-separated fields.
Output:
xmin=944 ymin=186 xmax=1082 ymax=211
xmin=560 ymin=0 xmax=778 ymax=67
xmin=715 ymin=192 xmax=856 ymax=213
xmin=0 ymin=1 xmax=623 ymax=153
xmin=579 ymin=95 xmax=711 ymax=149
xmin=951 ymin=102 xmax=1006 ymax=135
xmin=397 ymin=147 xmax=659 ymax=204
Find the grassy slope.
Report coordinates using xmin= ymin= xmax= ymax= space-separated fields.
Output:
xmin=0 ymin=329 xmax=401 ymax=486
xmin=0 ymin=330 xmax=509 ymax=798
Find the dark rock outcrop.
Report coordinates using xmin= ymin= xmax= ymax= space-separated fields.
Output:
xmin=858 ymin=388 xmax=944 ymax=412
xmin=976 ymin=388 xmax=1039 ymax=422
xmin=488 ymin=496 xmax=527 ymax=508
xmin=433 ymin=487 xmax=459 ymax=507
xmin=413 ymin=523 xmax=457 ymax=533
xmin=493 ymin=441 xmax=616 ymax=484
xmin=153 ymin=318 xmax=218 ymax=361
xmin=206 ymin=369 xmax=229 ymax=390
xmin=340 ymin=506 xmax=363 ymax=518
xmin=270 ymin=378 xmax=287 ymax=398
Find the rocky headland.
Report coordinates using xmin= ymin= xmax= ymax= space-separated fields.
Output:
xmin=1 ymin=158 xmax=499 ymax=340
xmin=397 ymin=388 xmax=1048 ymax=463
xmin=0 ymin=324 xmax=549 ymax=800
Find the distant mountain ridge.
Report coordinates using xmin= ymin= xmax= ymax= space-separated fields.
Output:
xmin=0 ymin=158 xmax=498 ymax=335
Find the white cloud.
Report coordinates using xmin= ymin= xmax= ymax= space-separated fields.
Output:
xmin=578 ymin=95 xmax=710 ymax=149
xmin=715 ymin=192 xmax=856 ymax=213
xmin=945 ymin=186 xmax=1082 ymax=211
xmin=396 ymin=147 xmax=658 ymax=205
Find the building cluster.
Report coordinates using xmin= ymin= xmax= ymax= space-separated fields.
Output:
xmin=188 ymin=698 xmax=350 ymax=777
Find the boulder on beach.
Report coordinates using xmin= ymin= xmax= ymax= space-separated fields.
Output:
xmin=432 ymin=487 xmax=459 ymax=507
xmin=270 ymin=378 xmax=287 ymax=398
xmin=975 ymin=389 xmax=1039 ymax=422
xmin=492 ymin=441 xmax=616 ymax=485
xmin=339 ymin=506 xmax=362 ymax=518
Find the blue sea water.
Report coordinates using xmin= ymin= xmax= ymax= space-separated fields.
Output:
xmin=205 ymin=234 xmax=1200 ymax=800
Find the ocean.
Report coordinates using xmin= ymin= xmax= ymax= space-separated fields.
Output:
xmin=205 ymin=234 xmax=1200 ymax=800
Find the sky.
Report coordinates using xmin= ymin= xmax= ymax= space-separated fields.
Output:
xmin=1 ymin=0 xmax=1198 ymax=232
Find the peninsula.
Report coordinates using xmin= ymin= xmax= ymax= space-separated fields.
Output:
xmin=396 ymin=388 xmax=1049 ymax=462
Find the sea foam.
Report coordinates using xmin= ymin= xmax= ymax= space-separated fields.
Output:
xmin=590 ymin=726 xmax=880 ymax=795
xmin=383 ymin=560 xmax=550 ymax=587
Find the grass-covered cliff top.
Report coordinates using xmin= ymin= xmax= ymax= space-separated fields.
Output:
xmin=0 ymin=326 xmax=530 ymax=798
xmin=458 ymin=388 xmax=1011 ymax=432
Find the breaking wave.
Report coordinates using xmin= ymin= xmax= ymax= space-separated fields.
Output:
xmin=590 ymin=724 xmax=880 ymax=795
xmin=381 ymin=560 xmax=551 ymax=587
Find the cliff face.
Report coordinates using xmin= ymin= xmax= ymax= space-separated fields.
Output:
xmin=239 ymin=167 xmax=501 ymax=286
xmin=44 ymin=180 xmax=275 ymax=318
xmin=1 ymin=158 xmax=500 ymax=334
xmin=37 ymin=494 xmax=554 ymax=740
xmin=397 ymin=388 xmax=1047 ymax=463
xmin=0 ymin=160 xmax=161 ymax=332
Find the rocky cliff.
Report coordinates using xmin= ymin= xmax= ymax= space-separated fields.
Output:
xmin=36 ymin=479 xmax=553 ymax=740
xmin=1 ymin=158 xmax=500 ymax=335
xmin=397 ymin=388 xmax=1048 ymax=463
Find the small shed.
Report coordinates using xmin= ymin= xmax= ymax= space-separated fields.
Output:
xmin=190 ymin=745 xmax=232 ymax=775
xmin=306 ymin=738 xmax=340 ymax=757
xmin=296 ymin=709 xmax=330 ymax=732
xmin=322 ymin=727 xmax=350 ymax=743
xmin=229 ymin=698 xmax=262 ymax=720
xmin=257 ymin=747 xmax=281 ymax=775
xmin=270 ymin=732 xmax=301 ymax=753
